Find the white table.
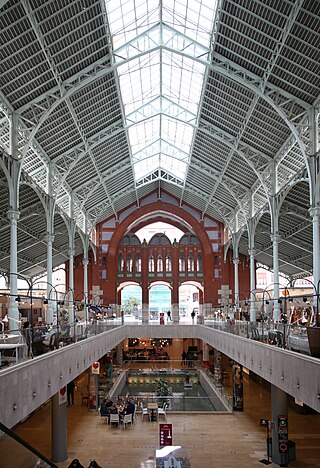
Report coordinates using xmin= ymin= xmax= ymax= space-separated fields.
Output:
xmin=288 ymin=335 xmax=310 ymax=354
xmin=0 ymin=343 xmax=26 ymax=366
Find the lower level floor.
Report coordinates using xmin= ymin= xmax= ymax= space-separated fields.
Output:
xmin=1 ymin=367 xmax=319 ymax=468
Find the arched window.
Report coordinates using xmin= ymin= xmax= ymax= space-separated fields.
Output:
xmin=135 ymin=253 xmax=141 ymax=273
xmin=165 ymin=253 xmax=172 ymax=272
xmin=188 ymin=252 xmax=194 ymax=272
xmin=126 ymin=253 xmax=133 ymax=272
xmin=179 ymin=252 xmax=185 ymax=272
xmin=118 ymin=253 xmax=124 ymax=272
xmin=196 ymin=252 xmax=203 ymax=272
xmin=148 ymin=253 xmax=154 ymax=272
xmin=157 ymin=253 xmax=163 ymax=272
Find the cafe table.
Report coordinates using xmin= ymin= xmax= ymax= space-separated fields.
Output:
xmin=147 ymin=402 xmax=158 ymax=421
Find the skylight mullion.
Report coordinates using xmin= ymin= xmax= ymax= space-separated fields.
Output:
xmin=106 ymin=0 xmax=218 ymax=182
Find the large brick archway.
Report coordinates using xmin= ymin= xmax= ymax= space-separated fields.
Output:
xmin=101 ymin=199 xmax=218 ymax=306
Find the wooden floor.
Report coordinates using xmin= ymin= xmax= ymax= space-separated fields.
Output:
xmin=1 ymin=373 xmax=320 ymax=468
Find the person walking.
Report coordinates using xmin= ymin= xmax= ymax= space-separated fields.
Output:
xmin=67 ymin=379 xmax=76 ymax=406
xmin=167 ymin=310 xmax=171 ymax=321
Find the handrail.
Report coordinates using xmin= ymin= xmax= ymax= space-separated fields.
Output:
xmin=1 ymin=314 xmax=317 ymax=371
xmin=0 ymin=421 xmax=58 ymax=467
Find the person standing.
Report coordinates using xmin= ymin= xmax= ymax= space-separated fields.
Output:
xmin=191 ymin=309 xmax=196 ymax=323
xmin=181 ymin=350 xmax=187 ymax=366
xmin=167 ymin=310 xmax=171 ymax=321
xmin=67 ymin=379 xmax=76 ymax=406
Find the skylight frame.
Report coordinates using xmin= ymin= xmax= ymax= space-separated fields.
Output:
xmin=106 ymin=0 xmax=217 ymax=183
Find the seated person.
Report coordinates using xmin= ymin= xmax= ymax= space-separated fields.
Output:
xmin=104 ymin=396 xmax=113 ymax=408
xmin=100 ymin=397 xmax=113 ymax=417
xmin=120 ymin=399 xmax=135 ymax=420
xmin=109 ymin=403 xmax=118 ymax=415
xmin=117 ymin=395 xmax=124 ymax=405
xmin=125 ymin=399 xmax=135 ymax=415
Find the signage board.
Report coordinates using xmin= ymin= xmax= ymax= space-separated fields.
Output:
xmin=159 ymin=423 xmax=173 ymax=447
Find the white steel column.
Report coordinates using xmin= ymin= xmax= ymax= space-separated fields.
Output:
xmin=308 ymin=107 xmax=320 ymax=299
xmin=83 ymin=258 xmax=89 ymax=322
xmin=310 ymin=207 xmax=320 ymax=291
xmin=249 ymin=248 xmax=256 ymax=321
xmin=7 ymin=209 xmax=20 ymax=330
xmin=271 ymin=234 xmax=281 ymax=321
xmin=45 ymin=234 xmax=55 ymax=324
xmin=233 ymin=257 xmax=239 ymax=307
xmin=68 ymin=248 xmax=75 ymax=323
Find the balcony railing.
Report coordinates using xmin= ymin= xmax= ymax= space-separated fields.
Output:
xmin=0 ymin=313 xmax=317 ymax=371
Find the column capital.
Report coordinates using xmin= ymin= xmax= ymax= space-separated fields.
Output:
xmin=248 ymin=248 xmax=256 ymax=257
xmin=7 ymin=209 xmax=20 ymax=221
xmin=233 ymin=257 xmax=240 ymax=265
xmin=44 ymin=233 xmax=55 ymax=244
xmin=68 ymin=248 xmax=75 ymax=257
xmin=82 ymin=258 xmax=89 ymax=267
xmin=270 ymin=233 xmax=281 ymax=243
xmin=309 ymin=206 xmax=320 ymax=218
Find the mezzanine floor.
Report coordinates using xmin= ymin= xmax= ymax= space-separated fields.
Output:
xmin=1 ymin=370 xmax=319 ymax=468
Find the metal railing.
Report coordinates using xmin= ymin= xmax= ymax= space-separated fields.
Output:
xmin=0 ymin=313 xmax=316 ymax=371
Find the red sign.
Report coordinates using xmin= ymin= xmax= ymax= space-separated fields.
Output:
xmin=159 ymin=423 xmax=173 ymax=447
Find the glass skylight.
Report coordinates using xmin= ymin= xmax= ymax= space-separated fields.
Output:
xmin=106 ymin=0 xmax=218 ymax=184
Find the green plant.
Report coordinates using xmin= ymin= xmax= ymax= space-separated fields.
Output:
xmin=156 ymin=378 xmax=172 ymax=406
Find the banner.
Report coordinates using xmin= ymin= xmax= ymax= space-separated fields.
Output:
xmin=59 ymin=386 xmax=67 ymax=405
xmin=91 ymin=361 xmax=100 ymax=374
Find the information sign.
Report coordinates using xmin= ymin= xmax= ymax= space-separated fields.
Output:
xmin=159 ymin=423 xmax=173 ymax=447
xmin=278 ymin=415 xmax=288 ymax=453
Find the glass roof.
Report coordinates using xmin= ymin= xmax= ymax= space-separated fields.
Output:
xmin=106 ymin=0 xmax=217 ymax=183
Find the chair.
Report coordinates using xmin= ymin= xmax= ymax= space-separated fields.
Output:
xmin=81 ymin=390 xmax=89 ymax=406
xmin=43 ymin=332 xmax=59 ymax=352
xmin=157 ymin=402 xmax=167 ymax=420
xmin=99 ymin=413 xmax=109 ymax=425
xmin=120 ymin=413 xmax=133 ymax=429
xmin=132 ymin=405 xmax=137 ymax=424
xmin=140 ymin=402 xmax=150 ymax=421
xmin=109 ymin=413 xmax=120 ymax=426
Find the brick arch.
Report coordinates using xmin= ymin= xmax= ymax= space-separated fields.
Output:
xmin=104 ymin=201 xmax=216 ymax=305
xmin=108 ymin=201 xmax=213 ymax=257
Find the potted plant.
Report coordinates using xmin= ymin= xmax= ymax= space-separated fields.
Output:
xmin=156 ymin=378 xmax=172 ymax=407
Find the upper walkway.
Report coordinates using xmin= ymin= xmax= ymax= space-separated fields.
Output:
xmin=0 ymin=318 xmax=319 ymax=429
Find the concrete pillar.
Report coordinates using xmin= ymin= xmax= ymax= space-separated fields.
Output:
xmin=214 ymin=349 xmax=222 ymax=386
xmin=202 ymin=342 xmax=209 ymax=362
xmin=51 ymin=392 xmax=67 ymax=462
xmin=232 ymin=363 xmax=244 ymax=411
xmin=172 ymin=303 xmax=179 ymax=322
xmin=142 ymin=303 xmax=149 ymax=323
xmin=271 ymin=384 xmax=288 ymax=466
xmin=116 ymin=341 xmax=123 ymax=364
